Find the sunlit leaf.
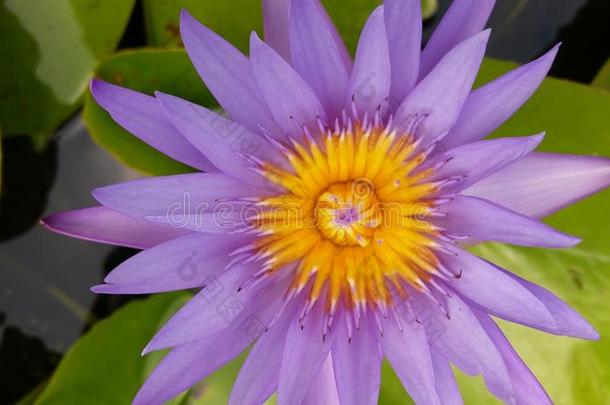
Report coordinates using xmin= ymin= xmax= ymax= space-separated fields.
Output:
xmin=454 ymin=59 xmax=610 ymax=404
xmin=0 ymin=0 xmax=136 ymax=146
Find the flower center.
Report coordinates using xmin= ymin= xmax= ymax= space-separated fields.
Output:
xmin=315 ymin=180 xmax=382 ymax=247
xmin=243 ymin=122 xmax=443 ymax=320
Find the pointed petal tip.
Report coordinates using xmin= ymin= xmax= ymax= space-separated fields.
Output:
xmin=567 ymin=237 xmax=583 ymax=247
xmin=532 ymin=131 xmax=545 ymax=141
xmin=567 ymin=312 xmax=600 ymax=340
xmin=153 ymin=90 xmax=174 ymax=109
xmin=564 ymin=235 xmax=582 ymax=247
xmin=39 ymin=215 xmax=55 ymax=230
xmin=531 ymin=44 xmax=561 ymax=67
xmin=527 ymin=132 xmax=545 ymax=148
xmin=141 ymin=333 xmax=169 ymax=355
xmin=39 ymin=212 xmax=77 ymax=236
xmin=565 ymin=315 xmax=601 ymax=340
xmin=479 ymin=28 xmax=492 ymax=40
xmin=40 ymin=215 xmax=72 ymax=237
xmin=370 ymin=4 xmax=385 ymax=17
xmin=179 ymin=8 xmax=209 ymax=41
xmin=91 ymin=187 xmax=107 ymax=204
xmin=550 ymin=42 xmax=561 ymax=54
xmin=89 ymin=78 xmax=111 ymax=104
xmin=463 ymin=28 xmax=491 ymax=52
xmin=141 ymin=342 xmax=155 ymax=356
xmin=179 ymin=7 xmax=194 ymax=23
xmin=90 ymin=284 xmax=113 ymax=294
xmin=39 ymin=213 xmax=75 ymax=237
xmin=249 ymin=30 xmax=263 ymax=49
xmin=567 ymin=320 xmax=600 ymax=341
xmin=140 ymin=333 xmax=176 ymax=355
xmin=588 ymin=327 xmax=600 ymax=340
xmin=89 ymin=78 xmax=101 ymax=93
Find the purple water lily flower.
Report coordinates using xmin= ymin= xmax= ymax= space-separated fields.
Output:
xmin=43 ymin=0 xmax=609 ymax=404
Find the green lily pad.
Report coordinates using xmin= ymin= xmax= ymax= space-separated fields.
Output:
xmin=142 ymin=0 xmax=262 ymax=52
xmin=83 ymin=49 xmax=218 ymax=175
xmin=0 ymin=0 xmax=135 ymax=147
xmin=592 ymin=58 xmax=610 ymax=91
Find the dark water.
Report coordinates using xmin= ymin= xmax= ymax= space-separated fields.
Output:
xmin=1 ymin=0 xmax=609 ymax=402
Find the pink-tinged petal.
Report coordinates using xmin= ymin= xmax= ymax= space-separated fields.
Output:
xmin=155 ymin=91 xmax=288 ymax=188
xmin=381 ymin=313 xmax=440 ymax=405
xmin=427 ymin=134 xmax=543 ymax=193
xmin=384 ymin=0 xmax=422 ymax=105
xmin=475 ymin=311 xmax=553 ymax=405
xmin=498 ymin=266 xmax=599 ymax=340
xmin=290 ymin=0 xmax=351 ymax=117
xmin=90 ymin=80 xmax=215 ymax=172
xmin=394 ymin=30 xmax=490 ymax=146
xmin=180 ymin=10 xmax=284 ymax=139
xmin=465 ymin=152 xmax=610 ymax=218
xmin=250 ymin=32 xmax=327 ymax=138
xmin=430 ymin=350 xmax=463 ymax=405
xmin=144 ymin=266 xmax=291 ymax=352
xmin=229 ymin=302 xmax=298 ymax=405
xmin=41 ymin=207 xmax=190 ymax=249
xmin=419 ymin=293 xmax=515 ymax=403
xmin=436 ymin=196 xmax=580 ymax=248
xmin=278 ymin=302 xmax=333 ymax=405
xmin=347 ymin=6 xmax=391 ymax=116
xmin=92 ymin=173 xmax=271 ymax=222
xmin=301 ymin=356 xmax=340 ymax=405
xmin=419 ymin=0 xmax=495 ymax=79
xmin=263 ymin=0 xmax=291 ymax=62
xmin=133 ymin=315 xmax=260 ymax=405
xmin=443 ymin=45 xmax=559 ymax=149
xmin=438 ymin=246 xmax=557 ymax=330
xmin=332 ymin=316 xmax=381 ymax=405
xmin=92 ymin=233 xmax=252 ymax=294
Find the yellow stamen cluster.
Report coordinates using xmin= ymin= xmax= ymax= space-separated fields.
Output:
xmin=252 ymin=125 xmax=441 ymax=314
